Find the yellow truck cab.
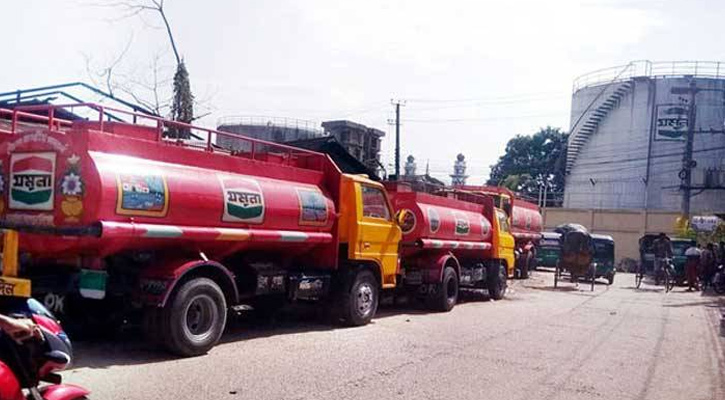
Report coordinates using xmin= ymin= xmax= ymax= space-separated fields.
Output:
xmin=339 ymin=174 xmax=403 ymax=289
xmin=493 ymin=208 xmax=516 ymax=278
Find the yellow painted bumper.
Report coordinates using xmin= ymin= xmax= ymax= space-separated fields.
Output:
xmin=0 ymin=277 xmax=31 ymax=297
xmin=1 ymin=230 xmax=30 ymax=297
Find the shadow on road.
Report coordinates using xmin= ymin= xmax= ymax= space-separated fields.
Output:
xmin=69 ymin=291 xmax=502 ymax=370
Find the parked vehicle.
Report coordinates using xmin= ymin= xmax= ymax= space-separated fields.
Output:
xmin=0 ymin=103 xmax=407 ymax=356
xmin=459 ymin=186 xmax=542 ymax=279
xmin=670 ymin=238 xmax=696 ymax=285
xmin=535 ymin=231 xmax=561 ymax=269
xmin=590 ymin=234 xmax=615 ymax=285
xmin=0 ymin=264 xmax=89 ymax=400
xmin=554 ymin=223 xmax=595 ymax=290
xmin=0 ymin=103 xmax=512 ymax=356
xmin=386 ymin=182 xmax=512 ymax=310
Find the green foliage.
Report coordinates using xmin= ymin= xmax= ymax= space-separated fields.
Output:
xmin=487 ymin=127 xmax=568 ymax=205
xmin=168 ymin=61 xmax=194 ymax=139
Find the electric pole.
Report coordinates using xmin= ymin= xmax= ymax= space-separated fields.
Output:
xmin=391 ymin=100 xmax=405 ymax=179
xmin=679 ymin=80 xmax=697 ymax=220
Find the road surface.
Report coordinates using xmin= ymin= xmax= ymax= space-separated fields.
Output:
xmin=63 ymin=270 xmax=725 ymax=400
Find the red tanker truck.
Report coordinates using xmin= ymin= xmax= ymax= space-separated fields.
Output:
xmin=461 ymin=186 xmax=542 ymax=279
xmin=0 ymin=104 xmax=509 ymax=356
xmin=385 ymin=183 xmax=510 ymax=311
xmin=0 ymin=103 xmax=409 ymax=356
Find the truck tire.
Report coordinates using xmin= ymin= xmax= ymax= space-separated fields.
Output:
xmin=337 ymin=269 xmax=379 ymax=326
xmin=428 ymin=266 xmax=458 ymax=312
xmin=162 ymin=277 xmax=227 ymax=357
xmin=488 ymin=262 xmax=507 ymax=300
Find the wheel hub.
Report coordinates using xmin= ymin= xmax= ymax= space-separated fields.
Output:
xmin=356 ymin=283 xmax=374 ymax=317
xmin=184 ymin=294 xmax=217 ymax=341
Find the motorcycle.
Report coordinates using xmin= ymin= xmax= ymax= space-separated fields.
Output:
xmin=711 ymin=264 xmax=725 ymax=295
xmin=0 ymin=297 xmax=90 ymax=400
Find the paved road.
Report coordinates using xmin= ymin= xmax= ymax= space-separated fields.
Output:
xmin=63 ymin=270 xmax=725 ymax=400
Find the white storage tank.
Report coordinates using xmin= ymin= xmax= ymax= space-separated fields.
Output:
xmin=564 ymin=61 xmax=725 ymax=213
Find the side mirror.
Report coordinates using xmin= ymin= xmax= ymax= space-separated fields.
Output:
xmin=395 ymin=209 xmax=416 ymax=234
xmin=395 ymin=209 xmax=409 ymax=227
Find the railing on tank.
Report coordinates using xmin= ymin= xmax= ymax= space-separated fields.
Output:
xmin=572 ymin=60 xmax=725 ymax=92
xmin=0 ymin=103 xmax=328 ymax=169
xmin=217 ymin=115 xmax=323 ymax=135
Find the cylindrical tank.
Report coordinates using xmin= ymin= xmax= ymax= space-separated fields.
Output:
xmin=0 ymin=122 xmax=336 ymax=257
xmin=511 ymin=201 xmax=543 ymax=240
xmin=386 ymin=187 xmax=493 ymax=254
xmin=565 ymin=61 xmax=725 ymax=213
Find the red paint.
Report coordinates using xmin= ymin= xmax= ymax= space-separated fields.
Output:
xmin=40 ymin=384 xmax=90 ymax=400
xmin=0 ymin=103 xmax=343 ymax=270
xmin=0 ymin=361 xmax=23 ymax=400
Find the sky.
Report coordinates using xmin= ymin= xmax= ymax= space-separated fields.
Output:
xmin=3 ymin=0 xmax=725 ymax=184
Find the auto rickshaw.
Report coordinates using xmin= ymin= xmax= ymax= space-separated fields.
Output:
xmin=536 ymin=232 xmax=561 ymax=269
xmin=671 ymin=238 xmax=696 ymax=285
xmin=591 ymin=234 xmax=615 ymax=285
xmin=554 ymin=223 xmax=595 ymax=291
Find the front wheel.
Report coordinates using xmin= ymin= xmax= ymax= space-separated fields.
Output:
xmin=336 ymin=269 xmax=379 ymax=326
xmin=488 ymin=262 xmax=507 ymax=300
xmin=714 ymin=272 xmax=725 ymax=294
xmin=635 ymin=265 xmax=644 ymax=289
xmin=428 ymin=266 xmax=459 ymax=312
xmin=520 ymin=253 xmax=532 ymax=279
xmin=161 ymin=277 xmax=228 ymax=357
xmin=607 ymin=273 xmax=615 ymax=286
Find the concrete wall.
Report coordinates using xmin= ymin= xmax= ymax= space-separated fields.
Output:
xmin=542 ymin=208 xmax=681 ymax=264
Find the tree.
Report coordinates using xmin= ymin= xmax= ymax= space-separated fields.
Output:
xmin=487 ymin=127 xmax=568 ymax=206
xmin=104 ymin=0 xmax=194 ymax=138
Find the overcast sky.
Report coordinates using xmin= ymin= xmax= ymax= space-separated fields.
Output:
xmin=3 ymin=0 xmax=724 ymax=183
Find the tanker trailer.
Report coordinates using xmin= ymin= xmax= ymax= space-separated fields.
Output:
xmin=460 ymin=186 xmax=542 ymax=279
xmin=0 ymin=103 xmax=404 ymax=356
xmin=385 ymin=183 xmax=510 ymax=311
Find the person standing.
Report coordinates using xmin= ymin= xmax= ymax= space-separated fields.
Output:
xmin=684 ymin=243 xmax=701 ymax=291
xmin=652 ymin=233 xmax=673 ymax=285
xmin=700 ymin=243 xmax=716 ymax=290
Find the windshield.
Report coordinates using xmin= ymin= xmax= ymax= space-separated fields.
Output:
xmin=672 ymin=241 xmax=693 ymax=256
xmin=593 ymin=240 xmax=614 ymax=258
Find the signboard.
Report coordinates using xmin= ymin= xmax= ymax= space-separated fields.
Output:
xmin=655 ymin=104 xmax=689 ymax=141
xmin=691 ymin=215 xmax=722 ymax=233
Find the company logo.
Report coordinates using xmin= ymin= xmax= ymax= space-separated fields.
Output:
xmin=221 ymin=176 xmax=265 ymax=223
xmin=428 ymin=207 xmax=440 ymax=233
xmin=454 ymin=212 xmax=470 ymax=236
xmin=9 ymin=152 xmax=56 ymax=210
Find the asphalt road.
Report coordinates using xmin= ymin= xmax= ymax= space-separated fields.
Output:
xmin=62 ymin=270 xmax=725 ymax=400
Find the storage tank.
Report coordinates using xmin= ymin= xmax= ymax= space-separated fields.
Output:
xmin=564 ymin=61 xmax=725 ymax=213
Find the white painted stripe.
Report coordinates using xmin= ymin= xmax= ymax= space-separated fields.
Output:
xmin=279 ymin=231 xmax=309 ymax=242
xmin=142 ymin=225 xmax=184 ymax=238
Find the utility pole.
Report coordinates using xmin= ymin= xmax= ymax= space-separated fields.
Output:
xmin=676 ymin=80 xmax=698 ymax=220
xmin=391 ymin=100 xmax=405 ymax=179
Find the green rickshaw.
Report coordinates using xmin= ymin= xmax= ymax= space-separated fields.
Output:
xmin=536 ymin=232 xmax=561 ymax=269
xmin=671 ymin=238 xmax=696 ymax=285
xmin=591 ymin=234 xmax=616 ymax=285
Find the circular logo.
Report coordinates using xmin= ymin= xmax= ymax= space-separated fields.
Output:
xmin=428 ymin=207 xmax=440 ymax=233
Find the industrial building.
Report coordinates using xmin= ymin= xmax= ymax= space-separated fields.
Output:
xmin=217 ymin=117 xmax=385 ymax=176
xmin=564 ymin=61 xmax=725 ymax=214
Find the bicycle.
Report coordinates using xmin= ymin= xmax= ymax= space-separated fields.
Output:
xmin=635 ymin=258 xmax=675 ymax=292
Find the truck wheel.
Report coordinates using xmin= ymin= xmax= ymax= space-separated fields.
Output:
xmin=428 ymin=266 xmax=458 ymax=312
xmin=162 ymin=277 xmax=227 ymax=357
xmin=488 ymin=262 xmax=507 ymax=300
xmin=337 ymin=269 xmax=379 ymax=326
